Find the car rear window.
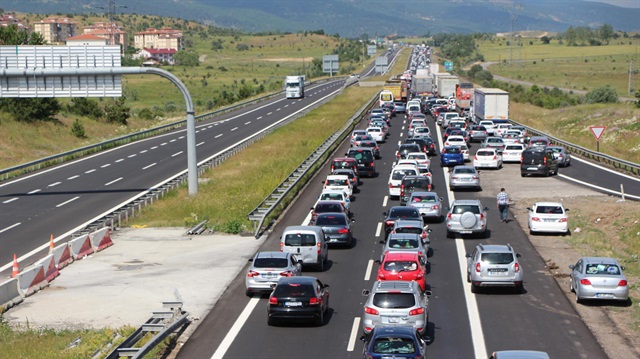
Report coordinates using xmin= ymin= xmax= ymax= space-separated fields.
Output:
xmin=392 ymin=169 xmax=417 ymax=180
xmin=333 ymin=161 xmax=354 ymax=169
xmin=316 ymin=203 xmax=343 ymax=212
xmin=373 ymin=337 xmax=416 ymax=354
xmin=389 ymin=208 xmax=419 ymax=217
xmin=273 ymin=284 xmax=314 ymax=297
xmin=522 ymin=151 xmax=544 ymax=163
xmin=320 ymin=193 xmax=343 ymax=201
xmin=284 ymin=233 xmax=317 ymax=246
xmin=372 ymin=293 xmax=416 ymax=308
xmin=452 ymin=205 xmax=480 ymax=214
xmin=402 ymin=178 xmax=429 ymax=188
xmin=315 ymin=215 xmax=347 ymax=226
xmin=481 ymin=252 xmax=514 ymax=264
xmin=585 ymin=264 xmax=620 ymax=275
xmin=476 ymin=150 xmax=494 ymax=156
xmin=411 ymin=195 xmax=437 ymax=203
xmin=443 ymin=147 xmax=461 ymax=154
xmin=388 ymin=238 xmax=420 ymax=249
xmin=394 ymin=227 xmax=422 ymax=235
xmin=326 ymin=179 xmax=348 ymax=186
xmin=535 ymin=205 xmax=563 ymax=214
xmin=506 ymin=145 xmax=523 ymax=150
xmin=348 ymin=150 xmax=373 ymax=162
xmin=383 ymin=260 xmax=419 ymax=271
xmin=253 ymin=258 xmax=289 ymax=268
xmin=453 ymin=167 xmax=475 ymax=174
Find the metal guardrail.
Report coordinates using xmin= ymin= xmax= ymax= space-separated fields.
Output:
xmin=247 ymin=90 xmax=379 ymax=238
xmin=508 ymin=119 xmax=640 ymax=176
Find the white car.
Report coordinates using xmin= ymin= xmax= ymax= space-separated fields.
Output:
xmin=413 ymin=126 xmax=431 ymax=138
xmin=478 ymin=120 xmax=496 ymax=135
xmin=366 ymin=127 xmax=385 ymax=143
xmin=408 ymin=120 xmax=427 ymax=137
xmin=444 ymin=135 xmax=466 ymax=148
xmin=406 ymin=152 xmax=430 ymax=168
xmin=395 ymin=159 xmax=420 ymax=170
xmin=527 ymin=202 xmax=570 ymax=235
xmin=494 ymin=123 xmax=513 ymax=137
xmin=473 ymin=148 xmax=503 ymax=169
xmin=459 ymin=144 xmax=470 ymax=161
xmin=388 ymin=165 xmax=419 ymax=199
xmin=502 ymin=143 xmax=525 ymax=162
xmin=323 ymin=174 xmax=353 ymax=198
xmin=318 ymin=189 xmax=351 ymax=212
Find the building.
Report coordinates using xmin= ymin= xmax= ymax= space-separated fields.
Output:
xmin=133 ymin=48 xmax=177 ymax=65
xmin=0 ymin=14 xmax=28 ymax=31
xmin=83 ymin=22 xmax=127 ymax=49
xmin=65 ymin=34 xmax=108 ymax=46
xmin=134 ymin=28 xmax=184 ymax=51
xmin=33 ymin=17 xmax=77 ymax=44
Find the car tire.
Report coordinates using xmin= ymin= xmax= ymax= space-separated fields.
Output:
xmin=446 ymin=230 xmax=454 ymax=239
xmin=470 ymin=283 xmax=479 ymax=293
xmin=315 ymin=309 xmax=324 ymax=326
xmin=317 ymin=258 xmax=325 ymax=272
xmin=268 ymin=317 xmax=276 ymax=326
xmin=515 ymin=283 xmax=524 ymax=294
xmin=521 ymin=173 xmax=525 ymax=177
xmin=245 ymin=289 xmax=252 ymax=297
xmin=575 ymin=290 xmax=582 ymax=304
xmin=466 ymin=272 xmax=471 ymax=283
xmin=569 ymin=278 xmax=575 ymax=293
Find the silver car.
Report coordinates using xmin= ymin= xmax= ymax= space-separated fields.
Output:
xmin=445 ymin=199 xmax=488 ymax=238
xmin=380 ymin=233 xmax=429 ymax=263
xmin=466 ymin=244 xmax=524 ymax=293
xmin=569 ymin=257 xmax=629 ymax=303
xmin=408 ymin=191 xmax=443 ymax=222
xmin=245 ymin=251 xmax=302 ymax=296
xmin=548 ymin=145 xmax=571 ymax=167
xmin=362 ymin=280 xmax=430 ymax=335
xmin=449 ymin=165 xmax=481 ymax=191
xmin=481 ymin=136 xmax=506 ymax=151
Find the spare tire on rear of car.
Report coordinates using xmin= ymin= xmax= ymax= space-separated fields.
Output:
xmin=460 ymin=212 xmax=477 ymax=229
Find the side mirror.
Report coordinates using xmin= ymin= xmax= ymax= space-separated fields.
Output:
xmin=516 ymin=253 xmax=521 ymax=258
xmin=379 ymin=240 xmax=385 ymax=244
xmin=565 ymin=208 xmax=570 ymax=212
xmin=362 ymin=289 xmax=370 ymax=296
xmin=324 ymin=284 xmax=330 ymax=289
xmin=465 ymin=253 xmax=471 ymax=258
xmin=270 ymin=284 xmax=277 ymax=290
xmin=248 ymin=258 xmax=254 ymax=262
xmin=383 ymin=212 xmax=388 ymax=216
xmin=621 ymin=266 xmax=626 ymax=271
xmin=568 ymin=264 xmax=575 ymax=270
xmin=374 ymin=259 xmax=381 ymax=264
xmin=426 ymin=228 xmax=432 ymax=233
xmin=424 ymin=290 xmax=433 ymax=296
xmin=359 ymin=335 xmax=367 ymax=342
xmin=484 ymin=206 xmax=490 ymax=210
xmin=526 ymin=207 xmax=532 ymax=211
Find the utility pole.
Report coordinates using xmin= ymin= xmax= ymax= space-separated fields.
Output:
xmin=629 ymin=61 xmax=634 ymax=95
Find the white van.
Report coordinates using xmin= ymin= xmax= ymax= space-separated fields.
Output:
xmin=280 ymin=226 xmax=329 ymax=271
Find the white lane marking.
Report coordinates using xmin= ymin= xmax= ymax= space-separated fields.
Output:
xmin=197 ymin=142 xmax=205 ymax=147
xmin=256 ymin=116 xmax=263 ymax=120
xmin=200 ymin=128 xmax=206 ymax=131
xmin=170 ymin=139 xmax=177 ymax=142
xmin=347 ymin=317 xmax=362 ymax=352
xmin=179 ymin=136 xmax=186 ymax=139
xmin=364 ymin=260 xmax=374 ymax=281
xmin=382 ymin=195 xmax=388 ymax=207
xmin=150 ymin=146 xmax=158 ymax=150
xmin=276 ymin=108 xmax=281 ymax=111
xmin=101 ymin=164 xmax=111 ymax=168
xmin=284 ymin=105 xmax=289 ymax=108
xmin=211 ymin=296 xmax=261 ymax=359
xmin=303 ymin=210 xmax=313 ymax=226
xmin=375 ymin=222 xmax=382 ymax=237
xmin=128 ymin=154 xmax=137 ymax=158
xmin=48 ymin=182 xmax=61 ymax=187
xmin=115 ymin=158 xmax=125 ymax=162
xmin=85 ymin=169 xmax=96 ymax=174
xmin=558 ymin=174 xmax=640 ymax=200
xmin=140 ymin=150 xmax=148 ymax=154
xmin=28 ymin=189 xmax=41 ymax=194
xmin=402 ymin=126 xmax=405 ymax=130
xmin=161 ymin=142 xmax=168 ymax=146
xmin=456 ymin=238 xmax=487 ymax=359
xmin=3 ymin=197 xmax=18 ymax=204
xmin=215 ymin=134 xmax=223 ymax=139
xmin=267 ymin=112 xmax=273 ymax=115
xmin=0 ymin=222 xmax=21 ymax=234
xmin=67 ymin=175 xmax=79 ymax=180
xmin=399 ymin=132 xmax=403 ymax=138
xmin=573 ymin=156 xmax=640 ymax=181
xmin=231 ymin=127 xmax=238 ymax=132
xmin=105 ymin=177 xmax=123 ymax=186
xmin=214 ymin=123 xmax=220 ymax=126
xmin=172 ymin=151 xmax=183 ymax=157
xmin=56 ymin=196 xmax=79 ymax=208
xmin=397 ymin=141 xmax=402 ymax=146
xmin=142 ymin=163 xmax=156 ymax=170
xmin=245 ymin=121 xmax=251 ymax=125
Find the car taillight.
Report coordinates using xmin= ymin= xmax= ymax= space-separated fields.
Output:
xmin=472 ymin=175 xmax=479 ymax=179
xmin=474 ymin=155 xmax=478 ymax=160
xmin=396 ymin=152 xmax=400 ymax=158
xmin=317 ymin=242 xmax=322 ymax=254
xmin=370 ymin=162 xmax=375 ymax=167
xmin=364 ymin=307 xmax=379 ymax=315
xmin=386 ymin=221 xmax=394 ymax=227
xmin=543 ymin=156 xmax=547 ymax=165
xmin=514 ymin=263 xmax=520 ymax=273
xmin=416 ymin=272 xmax=424 ymax=279
xmin=618 ymin=280 xmax=628 ymax=286
xmin=480 ymin=213 xmax=485 ymax=220
xmin=559 ymin=218 xmax=568 ymax=223
xmin=247 ymin=270 xmax=259 ymax=277
xmin=279 ymin=242 xmax=283 ymax=252
xmin=409 ymin=307 xmax=424 ymax=316
xmin=338 ymin=228 xmax=349 ymax=234
xmin=432 ymin=205 xmax=439 ymax=209
xmin=531 ymin=217 xmax=541 ymax=222
xmin=451 ymin=176 xmax=458 ymax=180
xmin=493 ymin=155 xmax=497 ymax=160
xmin=447 ymin=213 xmax=452 ymax=220
xmin=280 ymin=271 xmax=293 ymax=277
xmin=475 ymin=263 xmax=481 ymax=273
xmin=421 ymin=232 xmax=427 ymax=239
xmin=309 ymin=297 xmax=321 ymax=305
xmin=269 ymin=297 xmax=278 ymax=305
xmin=580 ymin=279 xmax=591 ymax=285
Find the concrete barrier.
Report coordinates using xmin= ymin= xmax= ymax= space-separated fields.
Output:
xmin=16 ymin=264 xmax=48 ymax=297
xmin=69 ymin=234 xmax=94 ymax=260
xmin=89 ymin=227 xmax=114 ymax=252
xmin=52 ymin=242 xmax=73 ymax=270
xmin=0 ymin=278 xmax=23 ymax=310
xmin=37 ymin=254 xmax=60 ymax=283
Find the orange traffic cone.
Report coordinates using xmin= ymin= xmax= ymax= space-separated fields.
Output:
xmin=49 ymin=234 xmax=55 ymax=253
xmin=11 ymin=254 xmax=19 ymax=278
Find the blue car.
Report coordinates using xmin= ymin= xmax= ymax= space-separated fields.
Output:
xmin=440 ymin=146 xmax=464 ymax=167
xmin=360 ymin=326 xmax=427 ymax=358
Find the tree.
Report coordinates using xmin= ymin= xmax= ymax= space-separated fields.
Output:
xmin=586 ymin=86 xmax=618 ymax=104
xmin=174 ymin=50 xmax=199 ymax=66
xmin=67 ymin=98 xmax=103 ymax=119
xmin=540 ymin=36 xmax=551 ymax=44
xmin=104 ymin=97 xmax=130 ymax=125
xmin=0 ymin=98 xmax=61 ymax=122
xmin=598 ymin=24 xmax=614 ymax=44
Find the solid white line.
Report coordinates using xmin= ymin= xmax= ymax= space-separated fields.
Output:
xmin=27 ymin=189 xmax=41 ymax=194
xmin=244 ymin=121 xmax=251 ymax=125
xmin=364 ymin=260 xmax=374 ymax=281
xmin=347 ymin=317 xmax=362 ymax=351
xmin=48 ymin=181 xmax=61 ymax=187
xmin=3 ymin=197 xmax=18 ymax=204
xmin=67 ymin=175 xmax=79 ymax=180
xmin=211 ymin=296 xmax=261 ymax=359
xmin=197 ymin=142 xmax=205 ymax=147
xmin=142 ymin=163 xmax=156 ymax=170
xmin=101 ymin=164 xmax=111 ymax=168
xmin=0 ymin=222 xmax=21 ymax=234
xmin=215 ymin=134 xmax=223 ymax=138
xmin=382 ymin=195 xmax=388 ymax=207
xmin=558 ymin=174 xmax=640 ymax=200
xmin=172 ymin=151 xmax=183 ymax=157
xmin=231 ymin=127 xmax=238 ymax=131
xmin=375 ymin=222 xmax=382 ymax=237
xmin=105 ymin=177 xmax=123 ymax=186
xmin=56 ymin=196 xmax=79 ymax=208
xmin=303 ymin=210 xmax=313 ymax=226
xmin=572 ymin=156 xmax=640 ymax=181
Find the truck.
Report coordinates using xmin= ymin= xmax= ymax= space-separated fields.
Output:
xmin=415 ymin=68 xmax=429 ymax=76
xmin=285 ymin=75 xmax=305 ymax=99
xmin=455 ymin=82 xmax=474 ymax=111
xmin=473 ymin=88 xmax=509 ymax=124
xmin=410 ymin=74 xmax=434 ymax=97
xmin=383 ymin=80 xmax=408 ymax=102
xmin=429 ymin=63 xmax=440 ymax=74
xmin=436 ymin=74 xmax=459 ymax=98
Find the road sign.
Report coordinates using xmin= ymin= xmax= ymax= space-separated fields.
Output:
xmin=444 ymin=61 xmax=454 ymax=71
xmin=589 ymin=126 xmax=606 ymax=141
xmin=322 ymin=55 xmax=339 ymax=75
xmin=367 ymin=45 xmax=377 ymax=56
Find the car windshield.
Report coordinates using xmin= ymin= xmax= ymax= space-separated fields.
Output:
xmin=253 ymin=258 xmax=289 ymax=268
xmin=388 ymin=239 xmax=420 ymax=249
xmin=384 ymin=260 xmax=419 ymax=272
xmin=392 ymin=169 xmax=417 ymax=180
xmin=585 ymin=264 xmax=621 ymax=275
xmin=452 ymin=205 xmax=480 ymax=214
xmin=273 ymin=283 xmax=314 ymax=297
xmin=394 ymin=227 xmax=422 ymax=235
xmin=315 ymin=215 xmax=347 ymax=226
xmin=535 ymin=205 xmax=564 ymax=214
xmin=481 ymin=252 xmax=514 ymax=264
xmin=453 ymin=167 xmax=476 ymax=174
xmin=320 ymin=193 xmax=343 ymax=201
xmin=412 ymin=195 xmax=437 ymax=203
xmin=372 ymin=293 xmax=415 ymax=308
xmin=476 ymin=150 xmax=494 ymax=156
xmin=284 ymin=234 xmax=317 ymax=246
xmin=316 ymin=203 xmax=343 ymax=212
xmin=372 ymin=337 xmax=416 ymax=354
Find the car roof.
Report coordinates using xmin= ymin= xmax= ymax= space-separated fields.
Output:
xmin=326 ymin=175 xmax=349 ymax=180
xmin=383 ymin=251 xmax=420 ymax=261
xmin=315 ymin=200 xmax=343 ymax=206
xmin=371 ymin=326 xmax=418 ymax=337
xmin=477 ymin=244 xmax=514 ymax=253
xmin=410 ymin=191 xmax=437 ymax=197
xmin=492 ymin=350 xmax=550 ymax=359
xmin=255 ymin=251 xmax=290 ymax=259
xmin=333 ymin=157 xmax=356 ymax=162
xmin=394 ymin=219 xmax=424 ymax=226
xmin=387 ymin=233 xmax=422 ymax=240
xmin=371 ymin=280 xmax=418 ymax=293
xmin=452 ymin=199 xmax=482 ymax=205
xmin=533 ymin=201 xmax=563 ymax=206
xmin=316 ymin=212 xmax=348 ymax=219
xmin=453 ymin=165 xmax=477 ymax=170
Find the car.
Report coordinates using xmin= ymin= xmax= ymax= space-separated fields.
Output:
xmin=569 ymin=257 xmax=629 ymax=303
xmin=380 ymin=233 xmax=428 ymax=263
xmin=245 ymin=251 xmax=302 ymax=296
xmin=444 ymin=135 xmax=466 ymax=148
xmin=469 ymin=125 xmax=488 ymax=142
xmin=359 ymin=139 xmax=381 ymax=159
xmin=367 ymin=126 xmax=386 ymax=143
xmin=548 ymin=145 xmax=571 ymax=167
xmin=330 ymin=157 xmax=358 ymax=175
xmin=520 ymin=147 xmax=559 ymax=177
xmin=420 ymin=137 xmax=437 ymax=156
xmin=376 ymin=251 xmax=428 ymax=291
xmin=361 ymin=281 xmax=430 ymax=335
xmin=383 ymin=206 xmax=422 ymax=237
xmin=407 ymin=191 xmax=443 ymax=222
xmin=323 ymin=174 xmax=353 ymax=198
xmin=350 ymin=129 xmax=367 ymax=146
xmin=390 ymin=219 xmax=430 ymax=243
xmin=267 ymin=276 xmax=330 ymax=326
xmin=478 ymin=120 xmax=496 ymax=135
xmin=395 ymin=159 xmax=420 ymax=170
xmin=459 ymin=143 xmax=470 ymax=162
xmin=473 ymin=148 xmax=503 ymax=170
xmin=310 ymin=199 xmax=349 ymax=223
xmin=494 ymin=123 xmax=513 ymax=137
xmin=310 ymin=212 xmax=354 ymax=247
xmin=393 ymin=101 xmax=406 ymax=113
xmin=405 ymin=152 xmax=430 ymax=167
xmin=449 ymin=165 xmax=481 ymax=191
xmin=416 ymin=164 xmax=432 ymax=179
xmin=442 ymin=126 xmax=460 ymax=141
xmin=331 ymin=168 xmax=359 ymax=191
xmin=445 ymin=199 xmax=488 ymax=238
xmin=489 ymin=350 xmax=550 ymax=359
xmin=502 ymin=143 xmax=525 ymax=163
xmin=388 ymin=165 xmax=419 ymax=199
xmin=501 ymin=132 xmax=521 ymax=145
xmin=400 ymin=175 xmax=432 ymax=205
xmin=526 ymin=202 xmax=570 ymax=235
xmin=449 ymin=120 xmax=467 ymax=131
xmin=528 ymin=136 xmax=551 ymax=148
xmin=440 ymin=146 xmax=464 ymax=167
xmin=396 ymin=143 xmax=422 ymax=160
xmin=317 ymin=189 xmax=351 ymax=212
xmin=280 ymin=226 xmax=329 ymax=271
xmin=466 ymin=243 xmax=524 ymax=293
xmin=346 ymin=147 xmax=376 ymax=178
xmin=481 ymin=137 xmax=506 ymax=151
xmin=404 ymin=137 xmax=431 ymax=154
xmin=408 ymin=120 xmax=427 ymax=137
xmin=381 ymin=102 xmax=396 ymax=117
xmin=360 ymin=326 xmax=428 ymax=358
xmin=440 ymin=112 xmax=459 ymax=128
xmin=353 ymin=134 xmax=374 ymax=147
xmin=413 ymin=126 xmax=431 ymax=139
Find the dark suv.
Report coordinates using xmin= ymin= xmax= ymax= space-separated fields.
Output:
xmin=346 ymin=147 xmax=376 ymax=178
xmin=400 ymin=175 xmax=432 ymax=205
xmin=520 ymin=147 xmax=559 ymax=177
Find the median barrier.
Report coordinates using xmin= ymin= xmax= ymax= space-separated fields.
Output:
xmin=16 ymin=263 xmax=48 ymax=297
xmin=0 ymin=278 xmax=22 ymax=310
xmin=69 ymin=234 xmax=94 ymax=260
xmin=37 ymin=254 xmax=60 ymax=283
xmin=89 ymin=227 xmax=114 ymax=252
xmin=52 ymin=242 xmax=73 ymax=270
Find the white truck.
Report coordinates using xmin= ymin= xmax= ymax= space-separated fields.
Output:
xmin=285 ymin=75 xmax=305 ymax=99
xmin=473 ymin=88 xmax=509 ymax=124
xmin=436 ymin=75 xmax=459 ymax=99
xmin=429 ymin=63 xmax=440 ymax=74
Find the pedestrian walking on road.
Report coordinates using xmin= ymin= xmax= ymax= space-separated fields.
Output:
xmin=496 ymin=188 xmax=511 ymax=222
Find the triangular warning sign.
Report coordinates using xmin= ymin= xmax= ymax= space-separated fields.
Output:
xmin=589 ymin=126 xmax=606 ymax=141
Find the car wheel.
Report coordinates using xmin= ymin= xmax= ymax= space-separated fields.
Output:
xmin=268 ymin=317 xmax=276 ymax=326
xmin=470 ymin=283 xmax=479 ymax=293
xmin=317 ymin=258 xmax=325 ymax=272
xmin=245 ymin=289 xmax=252 ymax=297
xmin=520 ymin=173 xmax=525 ymax=177
xmin=466 ymin=271 xmax=471 ymax=283
xmin=575 ymin=289 xmax=582 ymax=304
xmin=569 ymin=278 xmax=575 ymax=293
xmin=515 ymin=283 xmax=524 ymax=294
xmin=446 ymin=230 xmax=454 ymax=239
xmin=315 ymin=309 xmax=324 ymax=326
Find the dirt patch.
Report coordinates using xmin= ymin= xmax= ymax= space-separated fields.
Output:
xmin=261 ymin=57 xmax=314 ymax=62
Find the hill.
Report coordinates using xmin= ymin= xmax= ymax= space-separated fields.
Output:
xmin=1 ymin=0 xmax=639 ymax=37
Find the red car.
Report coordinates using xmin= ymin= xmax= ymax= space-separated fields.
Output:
xmin=376 ymin=252 xmax=427 ymax=291
xmin=330 ymin=157 xmax=358 ymax=174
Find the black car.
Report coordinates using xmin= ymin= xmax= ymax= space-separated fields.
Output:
xmin=383 ymin=206 xmax=422 ymax=237
xmin=359 ymin=139 xmax=381 ymax=159
xmin=520 ymin=147 xmax=559 ymax=177
xmin=346 ymin=147 xmax=376 ymax=178
xmin=400 ymin=175 xmax=432 ymax=205
xmin=360 ymin=326 xmax=428 ymax=359
xmin=395 ymin=143 xmax=421 ymax=160
xmin=311 ymin=212 xmax=354 ymax=247
xmin=267 ymin=276 xmax=330 ymax=326
xmin=404 ymin=137 xmax=430 ymax=154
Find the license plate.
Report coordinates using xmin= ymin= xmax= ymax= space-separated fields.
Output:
xmin=285 ymin=301 xmax=302 ymax=307
xmin=328 ymin=238 xmax=339 ymax=242
xmin=488 ymin=271 xmax=508 ymax=276
xmin=595 ymin=293 xmax=613 ymax=298
xmin=383 ymin=316 xmax=403 ymax=324
xmin=527 ymin=167 xmax=537 ymax=171
xmin=261 ymin=273 xmax=277 ymax=278
xmin=544 ymin=219 xmax=556 ymax=222
xmin=459 ymin=230 xmax=472 ymax=234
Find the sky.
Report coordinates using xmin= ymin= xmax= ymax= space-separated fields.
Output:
xmin=586 ymin=0 xmax=640 ymax=8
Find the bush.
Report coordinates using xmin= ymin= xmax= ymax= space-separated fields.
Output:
xmin=71 ymin=119 xmax=86 ymax=138
xmin=137 ymin=108 xmax=154 ymax=120
xmin=67 ymin=98 xmax=103 ymax=119
xmin=586 ymin=86 xmax=619 ymax=104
